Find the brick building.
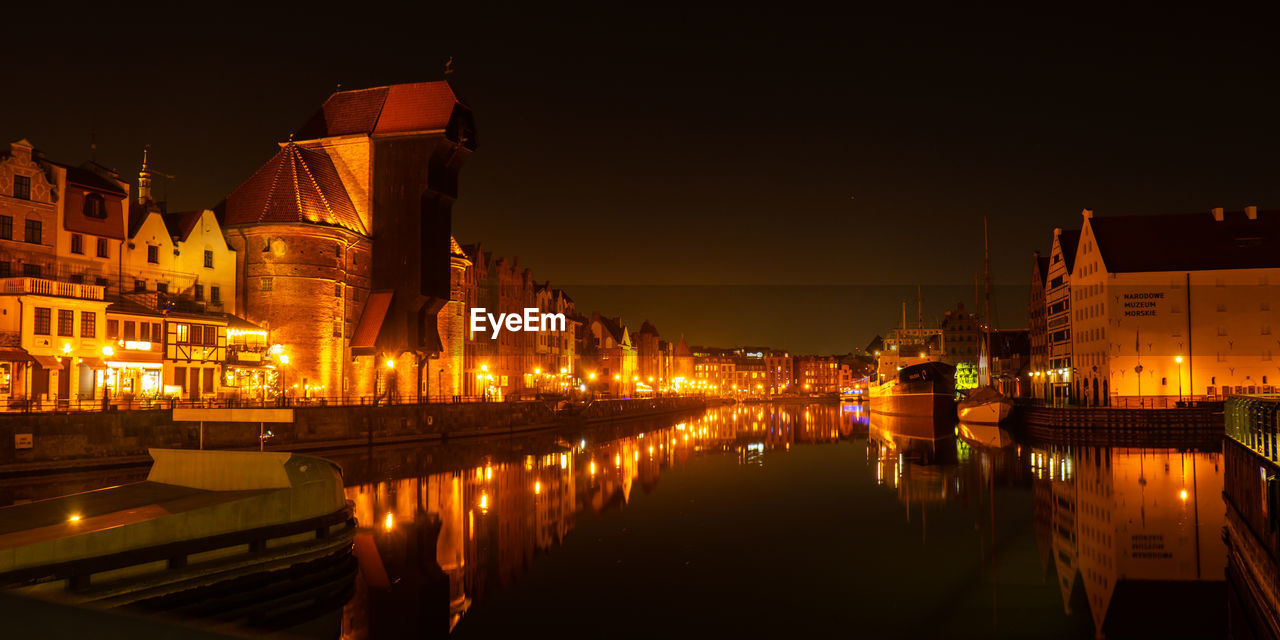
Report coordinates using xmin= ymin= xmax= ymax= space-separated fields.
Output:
xmin=221 ymin=81 xmax=476 ymax=402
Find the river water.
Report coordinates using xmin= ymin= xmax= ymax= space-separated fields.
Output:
xmin=333 ymin=403 xmax=1227 ymax=639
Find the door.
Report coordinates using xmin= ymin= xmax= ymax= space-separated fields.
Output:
xmin=189 ymin=367 xmax=201 ymax=400
xmin=58 ymin=366 xmax=70 ymax=399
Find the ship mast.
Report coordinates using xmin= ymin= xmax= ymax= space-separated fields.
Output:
xmin=982 ymin=216 xmax=993 ymax=387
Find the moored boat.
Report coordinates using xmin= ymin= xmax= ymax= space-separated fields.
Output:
xmin=869 ymin=361 xmax=957 ymax=421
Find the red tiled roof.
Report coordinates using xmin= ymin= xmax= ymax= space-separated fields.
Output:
xmin=351 ymin=291 xmax=394 ymax=353
xmin=222 ymin=143 xmax=366 ymax=235
xmin=294 ymin=81 xmax=462 ymax=140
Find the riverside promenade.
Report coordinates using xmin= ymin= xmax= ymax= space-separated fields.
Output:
xmin=0 ymin=397 xmax=709 ymax=475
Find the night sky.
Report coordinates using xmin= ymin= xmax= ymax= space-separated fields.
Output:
xmin=4 ymin=7 xmax=1279 ymax=353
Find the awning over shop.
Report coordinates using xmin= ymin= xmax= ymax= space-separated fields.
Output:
xmin=78 ymin=357 xmax=107 ymax=370
xmin=351 ymin=291 xmax=393 ymax=356
xmin=0 ymin=348 xmax=33 ymax=363
xmin=32 ymin=354 xmax=64 ymax=370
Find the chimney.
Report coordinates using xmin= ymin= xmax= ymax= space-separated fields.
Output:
xmin=1211 ymin=207 xmax=1224 ymax=222
xmin=1245 ymin=205 xmax=1258 ymax=220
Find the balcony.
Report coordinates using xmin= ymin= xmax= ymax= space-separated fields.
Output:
xmin=0 ymin=277 xmax=104 ymax=300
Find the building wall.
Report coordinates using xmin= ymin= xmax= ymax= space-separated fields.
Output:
xmin=1029 ymin=253 xmax=1050 ymax=399
xmin=226 ymin=223 xmax=371 ymax=399
xmin=1046 ymin=228 xmax=1075 ymax=403
xmin=0 ymin=141 xmax=58 ymax=280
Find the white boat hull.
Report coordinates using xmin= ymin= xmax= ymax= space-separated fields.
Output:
xmin=956 ymin=400 xmax=1011 ymax=425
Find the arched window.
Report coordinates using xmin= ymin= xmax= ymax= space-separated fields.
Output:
xmin=83 ymin=193 xmax=107 ymax=219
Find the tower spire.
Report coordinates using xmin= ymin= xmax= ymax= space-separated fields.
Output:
xmin=137 ymin=145 xmax=152 ymax=205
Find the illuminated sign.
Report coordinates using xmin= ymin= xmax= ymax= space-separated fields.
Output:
xmin=124 ymin=340 xmax=152 ymax=350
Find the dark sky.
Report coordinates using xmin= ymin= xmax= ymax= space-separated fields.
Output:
xmin=4 ymin=6 xmax=1279 ymax=353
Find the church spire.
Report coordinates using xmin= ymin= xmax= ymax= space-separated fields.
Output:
xmin=137 ymin=145 xmax=152 ymax=205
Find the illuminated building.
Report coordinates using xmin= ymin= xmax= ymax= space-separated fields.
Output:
xmin=1028 ymin=251 xmax=1050 ymax=399
xmin=222 ymin=81 xmax=476 ymax=401
xmin=1045 ymin=226 xmax=1080 ymax=404
xmin=586 ymin=314 xmax=635 ymax=396
xmin=0 ymin=140 xmax=126 ymax=404
xmin=1064 ymin=207 xmax=1280 ymax=405
xmin=939 ymin=301 xmax=980 ymax=367
xmin=634 ymin=320 xmax=661 ymax=384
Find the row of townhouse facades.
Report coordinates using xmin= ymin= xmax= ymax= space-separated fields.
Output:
xmin=1027 ymin=207 xmax=1280 ymax=406
xmin=0 ymin=139 xmax=264 ymax=406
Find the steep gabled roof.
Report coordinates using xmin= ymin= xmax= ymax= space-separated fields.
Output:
xmin=1035 ymin=254 xmax=1050 ymax=286
xmin=1091 ymin=209 xmax=1280 ymax=272
xmin=450 ymin=236 xmax=467 ymax=259
xmin=294 ymin=81 xmax=463 ymax=140
xmin=222 ymin=143 xmax=366 ymax=235
xmin=638 ymin=320 xmax=659 ymax=336
xmin=1056 ymin=229 xmax=1081 ymax=272
xmin=161 ymin=210 xmax=203 ymax=242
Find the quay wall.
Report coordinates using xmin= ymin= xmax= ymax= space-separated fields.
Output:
xmin=1015 ymin=403 xmax=1224 ymax=448
xmin=0 ymin=398 xmax=707 ymax=472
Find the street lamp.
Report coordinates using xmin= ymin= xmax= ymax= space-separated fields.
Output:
xmin=1175 ymin=355 xmax=1184 ymax=404
xmin=278 ymin=353 xmax=289 ymax=403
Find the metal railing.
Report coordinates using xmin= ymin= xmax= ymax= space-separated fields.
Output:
xmin=0 ymin=393 xmax=708 ymax=414
xmin=1226 ymin=395 xmax=1280 ymax=466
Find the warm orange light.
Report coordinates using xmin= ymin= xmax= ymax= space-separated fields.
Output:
xmin=384 ymin=513 xmax=394 ymax=530
xmin=479 ymin=493 xmax=489 ymax=511
xmin=588 ymin=372 xmax=596 ymax=380
xmin=1175 ymin=355 xmax=1184 ymax=364
xmin=68 ymin=515 xmax=81 ymax=523
xmin=385 ymin=358 xmax=395 ymax=369
xmin=534 ymin=481 xmax=542 ymax=495
xmin=1180 ymin=489 xmax=1189 ymax=501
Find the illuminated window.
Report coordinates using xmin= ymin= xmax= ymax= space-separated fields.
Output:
xmin=175 ymin=323 xmax=189 ymax=344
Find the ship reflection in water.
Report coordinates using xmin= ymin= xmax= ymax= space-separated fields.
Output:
xmin=337 ymin=404 xmax=1228 ymax=639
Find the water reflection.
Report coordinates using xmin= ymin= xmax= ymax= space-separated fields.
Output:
xmin=339 ymin=404 xmax=1226 ymax=639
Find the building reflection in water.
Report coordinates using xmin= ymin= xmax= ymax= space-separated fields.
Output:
xmin=338 ymin=403 xmax=865 ymax=639
xmin=867 ymin=409 xmax=1225 ymax=639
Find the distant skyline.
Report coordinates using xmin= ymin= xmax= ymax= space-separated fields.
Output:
xmin=3 ymin=7 xmax=1278 ymax=351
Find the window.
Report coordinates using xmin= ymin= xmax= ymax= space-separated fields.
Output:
xmin=13 ymin=175 xmax=30 ymax=200
xmin=190 ymin=325 xmax=203 ymax=345
xmin=194 ymin=284 xmax=204 ymax=301
xmin=95 ymin=276 xmax=107 ymax=286
xmin=334 ymin=283 xmax=342 ymax=297
xmin=33 ymin=307 xmax=50 ymax=335
xmin=203 ymin=367 xmax=214 ymax=391
xmin=57 ymin=310 xmax=73 ymax=337
xmin=106 ymin=319 xmax=119 ymax=339
xmin=205 ymin=327 xmax=218 ymax=346
xmin=83 ymin=193 xmax=106 ymax=219
xmin=22 ymin=263 xmax=40 ymax=277
xmin=0 ymin=261 xmax=11 ymax=277
xmin=96 ymin=238 xmax=108 ymax=258
xmin=261 ymin=277 xmax=273 ymax=292
xmin=175 ymin=323 xmax=189 ymax=344
xmin=80 ymin=311 xmax=96 ymax=338
xmin=210 ymin=286 xmax=220 ymax=304
xmin=134 ymin=279 xmax=146 ymax=292
xmin=156 ymin=282 xmax=168 ymax=293
xmin=70 ymin=274 xmax=83 ymax=284
xmin=203 ymin=250 xmax=213 ymax=268
xmin=0 ymin=215 xmax=10 ymax=240
xmin=147 ymin=245 xmax=158 ymax=263
xmin=152 ymin=322 xmax=161 ymax=341
xmin=24 ymin=219 xmax=40 ymax=244
xmin=123 ymin=321 xmax=136 ymax=341
xmin=333 ymin=320 xmax=342 ymax=337
xmin=70 ymin=234 xmax=83 ymax=254
xmin=138 ymin=322 xmax=149 ymax=341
